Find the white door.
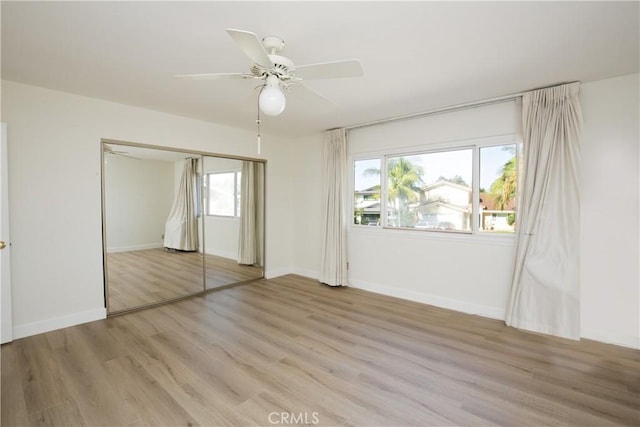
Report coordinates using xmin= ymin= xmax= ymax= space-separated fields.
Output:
xmin=1 ymin=123 xmax=12 ymax=343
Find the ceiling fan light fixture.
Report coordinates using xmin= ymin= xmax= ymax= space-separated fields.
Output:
xmin=259 ymin=75 xmax=286 ymax=116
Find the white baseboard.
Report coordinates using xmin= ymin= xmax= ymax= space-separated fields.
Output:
xmin=265 ymin=268 xmax=318 ymax=281
xmin=281 ymin=272 xmax=505 ymax=320
xmin=348 ymin=278 xmax=506 ymax=321
xmin=265 ymin=267 xmax=292 ymax=279
xmin=290 ymin=268 xmax=319 ymax=280
xmin=204 ymin=249 xmax=237 ymax=260
xmin=107 ymin=243 xmax=163 ymax=253
xmin=581 ymin=328 xmax=640 ymax=350
xmin=13 ymin=307 xmax=107 ymax=340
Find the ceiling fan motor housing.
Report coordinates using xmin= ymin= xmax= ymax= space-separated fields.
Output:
xmin=251 ymin=55 xmax=295 ymax=80
xmin=262 ymin=36 xmax=285 ymax=54
xmin=258 ymin=36 xmax=295 ymax=80
xmin=269 ymin=55 xmax=295 ymax=77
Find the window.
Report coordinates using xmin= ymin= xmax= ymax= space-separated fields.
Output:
xmin=353 ymin=141 xmax=517 ymax=234
xmin=479 ymin=145 xmax=517 ymax=233
xmin=354 ymin=159 xmax=381 ymax=226
xmin=205 ymin=171 xmax=241 ymax=217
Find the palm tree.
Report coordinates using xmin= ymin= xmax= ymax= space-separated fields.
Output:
xmin=387 ymin=158 xmax=424 ymax=226
xmin=490 ymin=157 xmax=517 ymax=211
xmin=363 ymin=158 xmax=424 ymax=226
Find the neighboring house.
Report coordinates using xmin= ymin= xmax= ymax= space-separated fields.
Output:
xmin=421 ymin=181 xmax=471 ymax=206
xmin=356 ymin=180 xmax=516 ymax=232
xmin=415 ymin=199 xmax=471 ymax=230
xmin=354 ymin=186 xmax=381 ymax=225
xmin=416 ymin=181 xmax=472 ymax=230
xmin=479 ymin=192 xmax=516 ymax=232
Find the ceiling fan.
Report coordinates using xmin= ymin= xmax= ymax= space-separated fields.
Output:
xmin=177 ymin=29 xmax=364 ymax=116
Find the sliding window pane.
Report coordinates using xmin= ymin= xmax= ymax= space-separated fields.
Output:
xmin=479 ymin=145 xmax=517 ymax=233
xmin=354 ymin=159 xmax=381 ymax=226
xmin=387 ymin=149 xmax=472 ymax=231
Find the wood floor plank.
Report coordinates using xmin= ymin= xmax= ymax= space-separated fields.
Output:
xmin=149 ymin=330 xmax=261 ymax=406
xmin=2 ymin=274 xmax=639 ymax=426
xmin=103 ymin=354 xmax=198 ymax=426
xmin=51 ymin=340 xmax=139 ymax=426
xmin=106 ymin=317 xmax=253 ymax=426
xmin=1 ymin=341 xmax=30 ymax=427
xmin=14 ymin=335 xmax=73 ymax=416
xmin=27 ymin=400 xmax=86 ymax=427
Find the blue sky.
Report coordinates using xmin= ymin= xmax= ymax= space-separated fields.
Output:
xmin=354 ymin=144 xmax=515 ymax=192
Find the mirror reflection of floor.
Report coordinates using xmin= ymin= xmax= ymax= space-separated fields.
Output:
xmin=205 ymin=255 xmax=263 ymax=289
xmin=106 ymin=248 xmax=262 ymax=313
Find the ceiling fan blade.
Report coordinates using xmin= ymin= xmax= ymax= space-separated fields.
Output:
xmin=294 ymin=59 xmax=363 ymax=80
xmin=289 ymin=82 xmax=339 ymax=111
xmin=175 ymin=73 xmax=254 ymax=80
xmin=226 ymin=29 xmax=273 ymax=69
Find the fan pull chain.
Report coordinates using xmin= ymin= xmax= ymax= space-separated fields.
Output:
xmin=256 ymin=86 xmax=263 ymax=155
xmin=256 ymin=119 xmax=261 ymax=155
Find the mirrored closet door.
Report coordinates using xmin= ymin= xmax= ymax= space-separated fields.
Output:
xmin=201 ymin=156 xmax=265 ymax=290
xmin=102 ymin=141 xmax=265 ymax=315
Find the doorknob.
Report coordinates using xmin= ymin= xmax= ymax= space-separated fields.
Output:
xmin=0 ymin=241 xmax=6 ymax=250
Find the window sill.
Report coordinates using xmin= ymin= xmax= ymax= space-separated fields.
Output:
xmin=349 ymin=224 xmax=516 ymax=246
xmin=205 ymin=215 xmax=239 ymax=220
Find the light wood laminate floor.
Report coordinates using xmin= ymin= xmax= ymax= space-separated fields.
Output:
xmin=106 ymin=248 xmax=262 ymax=313
xmin=2 ymin=275 xmax=639 ymax=426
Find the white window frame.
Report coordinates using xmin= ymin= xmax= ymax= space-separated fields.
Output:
xmin=350 ymin=134 xmax=521 ymax=239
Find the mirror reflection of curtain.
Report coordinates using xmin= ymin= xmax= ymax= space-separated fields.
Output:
xmin=237 ymin=161 xmax=264 ymax=265
xmin=164 ymin=158 xmax=199 ymax=251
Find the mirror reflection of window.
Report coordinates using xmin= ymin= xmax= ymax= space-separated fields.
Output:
xmin=205 ymin=171 xmax=241 ymax=217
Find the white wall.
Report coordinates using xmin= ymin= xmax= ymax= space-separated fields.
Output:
xmin=580 ymin=74 xmax=639 ymax=348
xmin=291 ymin=75 xmax=639 ymax=348
xmin=1 ymin=80 xmax=293 ymax=338
xmin=104 ymin=155 xmax=174 ymax=252
xmin=291 ymin=133 xmax=325 ymax=278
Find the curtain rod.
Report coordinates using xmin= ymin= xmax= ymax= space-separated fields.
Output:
xmin=341 ymin=81 xmax=578 ymax=132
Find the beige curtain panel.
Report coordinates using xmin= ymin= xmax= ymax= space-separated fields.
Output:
xmin=506 ymin=82 xmax=582 ymax=339
xmin=319 ymin=129 xmax=348 ymax=286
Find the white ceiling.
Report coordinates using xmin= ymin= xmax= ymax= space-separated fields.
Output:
xmin=2 ymin=1 xmax=638 ymax=137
